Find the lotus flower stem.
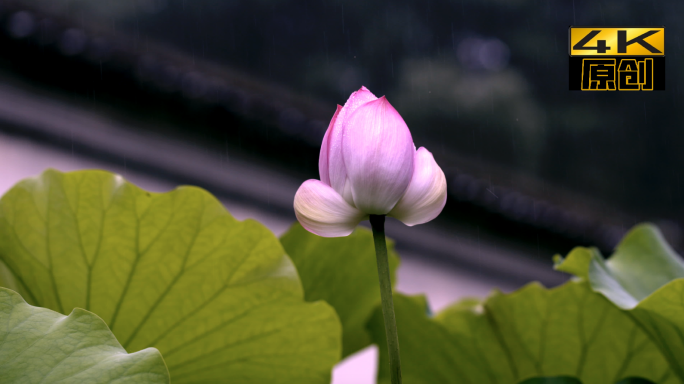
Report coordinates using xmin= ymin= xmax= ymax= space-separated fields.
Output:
xmin=369 ymin=214 xmax=402 ymax=384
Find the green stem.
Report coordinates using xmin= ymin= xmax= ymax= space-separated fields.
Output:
xmin=369 ymin=214 xmax=402 ymax=384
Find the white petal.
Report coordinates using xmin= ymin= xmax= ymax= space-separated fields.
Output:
xmin=389 ymin=147 xmax=447 ymax=226
xmin=294 ymin=179 xmax=366 ymax=237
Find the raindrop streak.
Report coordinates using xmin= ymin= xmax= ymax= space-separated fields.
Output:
xmin=572 ymin=0 xmax=576 ymax=24
xmin=390 ymin=54 xmax=394 ymax=77
xmin=451 ymin=22 xmax=455 ymax=50
xmin=323 ymin=31 xmax=329 ymax=64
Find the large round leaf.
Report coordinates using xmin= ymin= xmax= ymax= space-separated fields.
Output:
xmin=0 ymin=169 xmax=341 ymax=383
xmin=519 ymin=376 xmax=657 ymax=383
xmin=368 ymin=282 xmax=674 ymax=384
xmin=0 ymin=287 xmax=169 ymax=383
xmin=280 ymin=223 xmax=399 ymax=358
xmin=518 ymin=377 xmax=582 ymax=384
xmin=555 ymin=223 xmax=684 ymax=381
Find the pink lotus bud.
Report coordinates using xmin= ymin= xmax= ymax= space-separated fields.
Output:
xmin=294 ymin=86 xmax=447 ymax=237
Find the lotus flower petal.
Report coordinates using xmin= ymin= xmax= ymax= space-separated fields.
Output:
xmin=389 ymin=147 xmax=447 ymax=226
xmin=343 ymin=96 xmax=415 ymax=214
xmin=294 ymin=179 xmax=366 ymax=237
xmin=319 ymin=105 xmax=342 ymax=186
xmin=325 ymin=86 xmax=378 ymax=204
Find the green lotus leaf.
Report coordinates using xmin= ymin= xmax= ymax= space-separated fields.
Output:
xmin=616 ymin=379 xmax=657 ymax=384
xmin=518 ymin=377 xmax=582 ymax=384
xmin=0 ymin=258 xmax=19 ymax=293
xmin=280 ymin=223 xmax=399 ymax=358
xmin=368 ymin=282 xmax=674 ymax=384
xmin=518 ymin=376 xmax=657 ymax=384
xmin=0 ymin=287 xmax=169 ymax=383
xmin=0 ymin=169 xmax=341 ymax=383
xmin=555 ymin=223 xmax=684 ymax=380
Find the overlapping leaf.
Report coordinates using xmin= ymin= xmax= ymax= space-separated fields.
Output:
xmin=368 ymin=282 xmax=674 ymax=384
xmin=280 ymin=223 xmax=399 ymax=358
xmin=519 ymin=377 xmax=655 ymax=384
xmin=519 ymin=378 xmax=581 ymax=384
xmin=0 ymin=287 xmax=169 ymax=383
xmin=556 ymin=223 xmax=684 ymax=380
xmin=0 ymin=169 xmax=341 ymax=383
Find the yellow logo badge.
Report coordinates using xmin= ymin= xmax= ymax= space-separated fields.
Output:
xmin=569 ymin=27 xmax=664 ymax=56
xmin=569 ymin=27 xmax=664 ymax=91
